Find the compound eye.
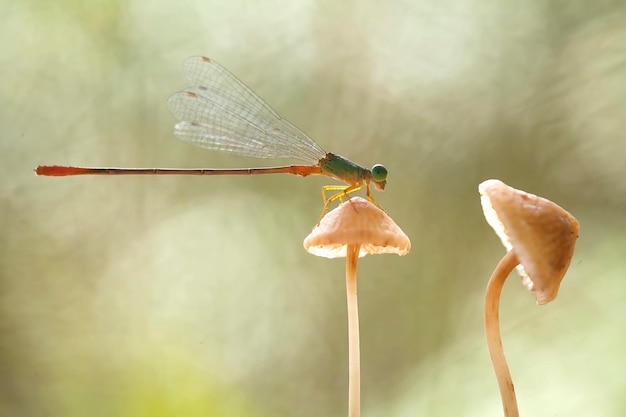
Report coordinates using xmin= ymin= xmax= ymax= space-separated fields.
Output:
xmin=371 ymin=164 xmax=388 ymax=181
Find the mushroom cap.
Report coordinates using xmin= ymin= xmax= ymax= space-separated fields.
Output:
xmin=303 ymin=197 xmax=411 ymax=258
xmin=479 ymin=179 xmax=580 ymax=305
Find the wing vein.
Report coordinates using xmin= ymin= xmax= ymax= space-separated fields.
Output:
xmin=167 ymin=56 xmax=326 ymax=163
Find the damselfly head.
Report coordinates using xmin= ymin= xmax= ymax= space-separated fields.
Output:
xmin=371 ymin=164 xmax=387 ymax=191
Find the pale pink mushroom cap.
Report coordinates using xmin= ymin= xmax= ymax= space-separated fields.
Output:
xmin=479 ymin=179 xmax=580 ymax=305
xmin=303 ymin=197 xmax=411 ymax=258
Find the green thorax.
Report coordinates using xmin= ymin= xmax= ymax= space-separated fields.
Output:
xmin=319 ymin=153 xmax=369 ymax=185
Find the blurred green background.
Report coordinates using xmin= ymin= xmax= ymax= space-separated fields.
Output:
xmin=2 ymin=0 xmax=626 ymax=416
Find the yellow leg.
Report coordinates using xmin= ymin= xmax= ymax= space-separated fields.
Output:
xmin=364 ymin=182 xmax=384 ymax=210
xmin=317 ymin=184 xmax=363 ymax=222
xmin=322 ymin=184 xmax=362 ymax=207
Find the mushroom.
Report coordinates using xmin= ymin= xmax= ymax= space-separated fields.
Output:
xmin=304 ymin=197 xmax=410 ymax=417
xmin=478 ymin=179 xmax=580 ymax=417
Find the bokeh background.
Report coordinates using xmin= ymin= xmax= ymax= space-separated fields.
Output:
xmin=2 ymin=0 xmax=625 ymax=416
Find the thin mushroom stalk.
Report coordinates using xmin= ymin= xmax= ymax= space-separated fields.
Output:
xmin=346 ymin=244 xmax=361 ymax=417
xmin=303 ymin=197 xmax=410 ymax=417
xmin=484 ymin=250 xmax=520 ymax=417
xmin=479 ymin=179 xmax=579 ymax=417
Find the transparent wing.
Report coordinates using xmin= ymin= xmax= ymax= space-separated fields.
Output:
xmin=167 ymin=56 xmax=326 ymax=163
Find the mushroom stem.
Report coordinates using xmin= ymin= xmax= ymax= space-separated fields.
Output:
xmin=346 ymin=243 xmax=361 ymax=417
xmin=484 ymin=250 xmax=520 ymax=417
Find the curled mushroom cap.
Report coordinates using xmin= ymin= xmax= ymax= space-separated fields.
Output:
xmin=479 ymin=179 xmax=580 ymax=305
xmin=303 ymin=197 xmax=411 ymax=258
